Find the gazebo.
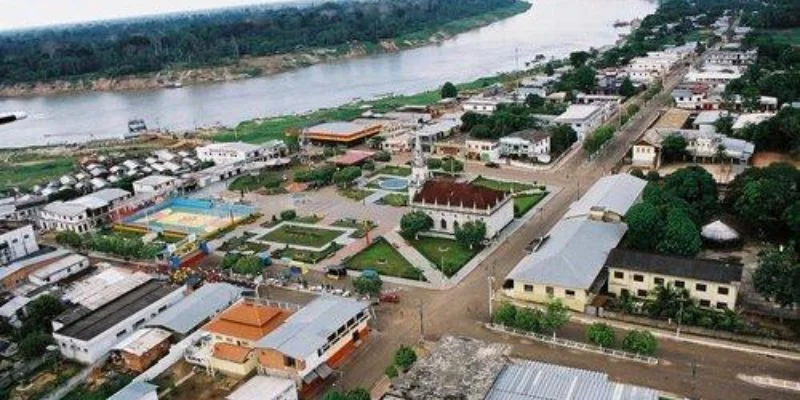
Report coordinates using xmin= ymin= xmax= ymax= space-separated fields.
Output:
xmin=701 ymin=219 xmax=741 ymax=247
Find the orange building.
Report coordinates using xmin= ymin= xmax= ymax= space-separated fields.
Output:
xmin=303 ymin=122 xmax=383 ymax=145
xmin=201 ymin=299 xmax=295 ymax=376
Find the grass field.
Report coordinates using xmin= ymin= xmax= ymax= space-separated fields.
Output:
xmin=471 ymin=176 xmax=537 ymax=192
xmin=374 ymin=165 xmax=412 ymax=177
xmin=381 ymin=193 xmax=408 ymax=207
xmin=409 ymin=236 xmax=480 ymax=277
xmin=339 ymin=188 xmax=374 ymax=201
xmin=261 ymin=224 xmax=344 ymax=247
xmin=228 ymin=172 xmax=283 ymax=192
xmin=0 ymin=158 xmax=75 ymax=190
xmin=513 ymin=192 xmax=547 ymax=218
xmin=344 ymin=238 xmax=423 ymax=280
xmin=332 ymin=218 xmax=376 ymax=238
xmin=768 ymin=28 xmax=800 ymax=45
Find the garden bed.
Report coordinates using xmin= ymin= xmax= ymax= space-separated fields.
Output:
xmin=332 ymin=218 xmax=377 ymax=238
xmin=273 ymin=243 xmax=342 ymax=264
xmin=374 ymin=165 xmax=411 ymax=177
xmin=472 ymin=176 xmax=540 ymax=192
xmin=261 ymin=224 xmax=344 ymax=248
xmin=339 ymin=188 xmax=375 ymax=201
xmin=218 ymin=232 xmax=270 ymax=253
xmin=381 ymin=193 xmax=408 ymax=207
xmin=408 ymin=236 xmax=480 ymax=277
xmin=344 ymin=238 xmax=423 ymax=280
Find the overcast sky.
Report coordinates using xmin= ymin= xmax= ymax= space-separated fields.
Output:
xmin=1 ymin=0 xmax=293 ymax=31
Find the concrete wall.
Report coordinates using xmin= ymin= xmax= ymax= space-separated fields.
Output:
xmin=506 ymin=280 xmax=590 ymax=312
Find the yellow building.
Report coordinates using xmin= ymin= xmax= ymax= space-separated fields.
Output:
xmin=606 ymin=249 xmax=743 ymax=311
xmin=303 ymin=122 xmax=383 ymax=145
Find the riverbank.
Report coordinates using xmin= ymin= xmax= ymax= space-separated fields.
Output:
xmin=0 ymin=1 xmax=531 ymax=98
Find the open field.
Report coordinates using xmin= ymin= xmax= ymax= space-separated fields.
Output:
xmin=0 ymin=157 xmax=75 ymax=190
xmin=409 ymin=236 xmax=480 ymax=277
xmin=261 ymin=223 xmax=344 ymax=247
xmin=344 ymin=238 xmax=423 ymax=280
xmin=513 ymin=192 xmax=547 ymax=217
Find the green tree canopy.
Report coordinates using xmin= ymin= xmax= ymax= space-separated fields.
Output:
xmin=493 ymin=302 xmax=517 ymax=326
xmin=625 ymin=202 xmax=664 ymax=251
xmin=586 ymin=323 xmax=615 ymax=348
xmin=394 ymin=345 xmax=418 ymax=370
xmin=662 ymin=166 xmax=718 ymax=219
xmin=661 ymin=134 xmax=688 ymax=162
xmin=619 ymin=77 xmax=636 ymax=98
xmin=400 ymin=211 xmax=433 ymax=239
xmin=622 ymin=330 xmax=658 ymax=355
xmin=455 ymin=221 xmax=486 ymax=249
xmin=353 ymin=275 xmax=383 ymax=297
xmin=541 ymin=298 xmax=570 ymax=334
xmin=22 ymin=295 xmax=66 ymax=334
xmin=569 ymin=51 xmax=591 ymax=67
xmin=656 ymin=208 xmax=701 ymax=257
xmin=549 ymin=124 xmax=578 ymax=155
xmin=441 ymin=81 xmax=458 ymax=98
xmin=333 ymin=166 xmax=362 ymax=188
xmin=18 ymin=332 xmax=53 ymax=360
xmin=713 ymin=115 xmax=734 ymax=135
xmin=753 ymin=246 xmax=800 ymax=308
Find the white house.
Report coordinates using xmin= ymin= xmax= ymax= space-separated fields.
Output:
xmin=633 ymin=128 xmax=755 ymax=168
xmin=53 ymin=279 xmax=185 ymax=364
xmin=132 ymin=175 xmax=178 ymax=195
xmin=685 ymin=69 xmax=743 ymax=91
xmin=464 ymin=139 xmax=501 ymax=162
xmin=196 ymin=141 xmax=284 ymax=165
xmin=0 ymin=222 xmax=38 ymax=265
xmin=499 ymin=130 xmax=551 ymax=161
xmin=462 ymin=97 xmax=511 ymax=114
xmin=28 ymin=254 xmax=90 ymax=286
xmin=40 ymin=188 xmax=131 ymax=233
xmin=553 ymin=104 xmax=604 ymax=141
xmin=703 ymin=49 xmax=757 ymax=66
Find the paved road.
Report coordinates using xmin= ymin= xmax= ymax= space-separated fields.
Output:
xmin=278 ymin=64 xmax=800 ymax=400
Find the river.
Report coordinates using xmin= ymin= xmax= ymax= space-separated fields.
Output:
xmin=0 ymin=0 xmax=657 ymax=148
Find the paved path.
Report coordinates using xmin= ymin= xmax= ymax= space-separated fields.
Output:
xmin=383 ymin=230 xmax=447 ymax=287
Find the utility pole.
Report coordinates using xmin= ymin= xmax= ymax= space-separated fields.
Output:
xmin=418 ymin=299 xmax=424 ymax=342
xmin=488 ymin=262 xmax=496 ymax=320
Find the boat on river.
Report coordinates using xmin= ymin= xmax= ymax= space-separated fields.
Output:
xmin=0 ymin=111 xmax=27 ymax=125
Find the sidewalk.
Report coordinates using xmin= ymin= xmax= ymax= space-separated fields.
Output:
xmin=383 ymin=230 xmax=447 ymax=287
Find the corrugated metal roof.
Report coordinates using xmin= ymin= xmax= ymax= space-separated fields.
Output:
xmin=507 ymin=219 xmax=627 ymax=289
xmin=226 ymin=375 xmax=295 ymax=400
xmin=147 ymin=283 xmax=243 ymax=335
xmin=255 ymin=296 xmax=368 ymax=360
xmin=564 ymin=174 xmax=647 ymax=220
xmin=108 ymin=381 xmax=158 ymax=400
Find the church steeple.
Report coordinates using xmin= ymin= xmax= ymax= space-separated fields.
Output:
xmin=408 ymin=132 xmax=430 ymax=200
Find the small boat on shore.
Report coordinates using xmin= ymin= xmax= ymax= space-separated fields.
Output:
xmin=126 ymin=118 xmax=148 ymax=138
xmin=0 ymin=111 xmax=27 ymax=125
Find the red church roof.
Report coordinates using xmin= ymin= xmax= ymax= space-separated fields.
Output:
xmin=412 ymin=180 xmax=507 ymax=209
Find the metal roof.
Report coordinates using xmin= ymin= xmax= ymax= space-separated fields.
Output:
xmin=486 ymin=360 xmax=658 ymax=400
xmin=112 ymin=327 xmax=171 ymax=356
xmin=108 ymin=381 xmax=158 ymax=400
xmin=147 ymin=283 xmax=243 ymax=335
xmin=255 ymin=296 xmax=368 ymax=360
xmin=134 ymin=175 xmax=174 ymax=187
xmin=226 ymin=375 xmax=295 ymax=400
xmin=29 ymin=254 xmax=87 ymax=281
xmin=507 ymin=219 xmax=628 ymax=289
xmin=554 ymin=104 xmax=602 ymax=122
xmin=564 ymin=174 xmax=647 ymax=220
xmin=606 ymin=249 xmax=743 ymax=284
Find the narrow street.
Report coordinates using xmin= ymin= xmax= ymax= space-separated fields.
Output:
xmin=316 ymin=64 xmax=800 ymax=400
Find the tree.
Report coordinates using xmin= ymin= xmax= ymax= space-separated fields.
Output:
xmin=661 ymin=134 xmax=688 ymax=162
xmin=400 ymin=211 xmax=433 ymax=239
xmin=622 ymin=330 xmax=658 ymax=355
xmin=441 ymin=157 xmax=464 ymax=173
xmin=569 ymin=51 xmax=591 ymax=67
xmin=427 ymin=158 xmax=443 ymax=169
xmin=232 ymin=255 xmax=264 ymax=275
xmin=374 ymin=151 xmax=391 ymax=162
xmin=549 ymin=124 xmax=578 ymax=155
xmin=22 ymin=295 xmax=66 ymax=334
xmin=629 ymin=168 xmax=645 ymax=179
xmin=645 ymin=284 xmax=692 ymax=320
xmin=753 ymin=246 xmax=800 ymax=308
xmin=625 ymin=202 xmax=664 ymax=251
xmin=514 ymin=307 xmax=541 ymax=332
xmin=541 ymin=298 xmax=570 ymax=334
xmin=346 ymin=389 xmax=370 ymax=400
xmin=619 ymin=77 xmax=636 ymax=98
xmin=384 ymin=364 xmax=399 ymax=378
xmin=18 ymin=332 xmax=53 ymax=360
xmin=662 ymin=166 xmax=718 ymax=219
xmin=455 ymin=221 xmax=486 ymax=249
xmin=544 ymin=62 xmax=555 ymax=76
xmin=56 ymin=230 xmax=84 ymax=249
xmin=734 ymin=178 xmax=795 ymax=237
xmin=441 ymin=81 xmax=458 ymax=98
xmin=784 ymin=201 xmax=800 ymax=239
xmin=470 ymin=124 xmax=492 ymax=139
xmin=280 ymin=209 xmax=297 ymax=220
xmin=333 ymin=166 xmax=362 ymax=188
xmin=586 ymin=323 xmax=615 ymax=348
xmin=493 ymin=302 xmax=517 ymax=326
xmin=714 ymin=115 xmax=734 ymax=135
xmin=656 ymin=208 xmax=701 ymax=257
xmin=525 ymin=93 xmax=545 ymax=109
xmin=353 ymin=275 xmax=383 ymax=297
xmin=394 ymin=345 xmax=417 ymax=370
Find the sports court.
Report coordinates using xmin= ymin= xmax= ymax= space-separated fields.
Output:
xmin=123 ymin=198 xmax=255 ymax=235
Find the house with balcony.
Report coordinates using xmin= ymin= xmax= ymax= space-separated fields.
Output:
xmin=499 ymin=130 xmax=551 ymax=162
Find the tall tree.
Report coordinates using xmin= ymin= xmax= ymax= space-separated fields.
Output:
xmin=753 ymin=246 xmax=800 ymax=309
xmin=441 ymin=81 xmax=458 ymax=98
xmin=454 ymin=221 xmax=486 ymax=249
xmin=400 ymin=211 xmax=433 ymax=239
xmin=619 ymin=77 xmax=636 ymax=98
xmin=656 ymin=208 xmax=701 ymax=257
xmin=625 ymin=202 xmax=664 ymax=251
xmin=661 ymin=134 xmax=688 ymax=162
xmin=662 ymin=166 xmax=718 ymax=219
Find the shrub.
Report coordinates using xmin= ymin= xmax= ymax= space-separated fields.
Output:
xmin=586 ymin=323 xmax=615 ymax=348
xmin=394 ymin=345 xmax=417 ymax=370
xmin=280 ymin=209 xmax=297 ymax=220
xmin=384 ymin=364 xmax=399 ymax=378
xmin=374 ymin=151 xmax=391 ymax=162
xmin=622 ymin=330 xmax=658 ymax=355
xmin=427 ymin=158 xmax=442 ymax=169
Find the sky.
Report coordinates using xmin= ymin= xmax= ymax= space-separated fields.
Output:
xmin=0 ymin=0 xmax=292 ymax=31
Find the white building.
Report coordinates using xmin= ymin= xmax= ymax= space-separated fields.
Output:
xmin=29 ymin=254 xmax=90 ymax=286
xmin=0 ymin=223 xmax=38 ymax=265
xmin=53 ymin=278 xmax=185 ymax=364
xmin=553 ymin=105 xmax=604 ymax=141
xmin=464 ymin=139 xmax=501 ymax=162
xmin=685 ymin=69 xmax=743 ymax=91
xmin=196 ymin=141 xmax=284 ymax=166
xmin=226 ymin=376 xmax=297 ymax=400
xmin=703 ymin=49 xmax=757 ymax=66
xmin=40 ymin=188 xmax=132 ymax=233
xmin=633 ymin=128 xmax=755 ymax=168
xmin=462 ymin=97 xmax=512 ymax=114
xmin=132 ymin=175 xmax=179 ymax=195
xmin=732 ymin=113 xmax=774 ymax=132
xmin=499 ymin=130 xmax=551 ymax=161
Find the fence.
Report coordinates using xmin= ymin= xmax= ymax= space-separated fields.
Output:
xmin=486 ymin=323 xmax=659 ymax=365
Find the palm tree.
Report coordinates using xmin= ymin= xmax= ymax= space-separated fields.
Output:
xmin=645 ymin=284 xmax=693 ymax=320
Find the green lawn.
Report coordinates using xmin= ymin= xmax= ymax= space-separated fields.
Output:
xmin=344 ymin=238 xmax=423 ymax=280
xmin=339 ymin=188 xmax=374 ymax=201
xmin=513 ymin=192 xmax=547 ymax=218
xmin=381 ymin=193 xmax=408 ymax=207
xmin=332 ymin=218 xmax=377 ymax=238
xmin=219 ymin=232 xmax=270 ymax=252
xmin=273 ymin=243 xmax=341 ymax=263
xmin=0 ymin=158 xmax=75 ymax=190
xmin=767 ymin=28 xmax=800 ymax=45
xmin=374 ymin=165 xmax=411 ymax=177
xmin=408 ymin=236 xmax=480 ymax=277
xmin=261 ymin=224 xmax=344 ymax=247
xmin=228 ymin=172 xmax=283 ymax=192
xmin=472 ymin=176 xmax=538 ymax=192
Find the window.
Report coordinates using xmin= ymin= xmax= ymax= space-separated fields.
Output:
xmin=620 ymin=289 xmax=630 ymax=297
xmin=116 ymin=329 xmax=128 ymax=338
xmin=565 ymin=290 xmax=575 ymax=298
xmin=717 ymin=286 xmax=729 ymax=295
xmin=716 ymin=302 xmax=728 ymax=310
xmin=654 ymin=277 xmax=664 ymax=286
xmin=284 ymin=356 xmax=297 ymax=368
xmin=696 ymin=283 xmax=707 ymax=292
xmin=633 ymin=274 xmax=644 ymax=282
xmin=613 ymin=271 xmax=624 ymax=279
xmin=636 ymin=289 xmax=648 ymax=297
xmin=699 ymin=299 xmax=711 ymax=307
xmin=523 ymin=284 xmax=534 ymax=292
xmin=546 ymin=286 xmax=554 ymax=296
xmin=674 ymin=280 xmax=685 ymax=288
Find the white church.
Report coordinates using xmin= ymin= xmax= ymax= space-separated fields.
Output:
xmin=407 ymin=134 xmax=514 ymax=239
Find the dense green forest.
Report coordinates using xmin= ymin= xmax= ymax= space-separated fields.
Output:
xmin=0 ymin=0 xmax=522 ymax=84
